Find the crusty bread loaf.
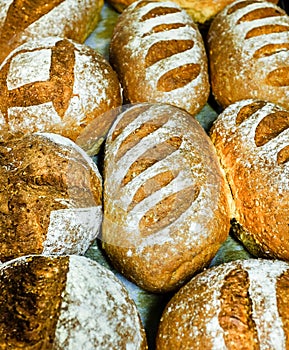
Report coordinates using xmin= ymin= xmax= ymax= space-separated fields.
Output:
xmin=210 ymin=99 xmax=289 ymax=260
xmin=156 ymin=258 xmax=289 ymax=349
xmin=101 ymin=103 xmax=232 ymax=293
xmin=105 ymin=0 xmax=279 ymax=23
xmin=109 ymin=0 xmax=210 ymax=117
xmin=0 ymin=36 xmax=122 ymax=153
xmin=208 ymin=0 xmax=289 ymax=110
xmin=0 ymin=132 xmax=103 ymax=263
xmin=0 ymin=0 xmax=103 ymax=65
xmin=0 ymin=255 xmax=147 ymax=349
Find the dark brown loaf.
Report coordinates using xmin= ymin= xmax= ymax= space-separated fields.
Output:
xmin=109 ymin=0 xmax=210 ymax=117
xmin=208 ymin=0 xmax=289 ymax=110
xmin=210 ymin=99 xmax=289 ymax=260
xmin=156 ymin=258 xmax=289 ymax=349
xmin=0 ymin=0 xmax=103 ymax=65
xmin=0 ymin=132 xmax=102 ymax=263
xmin=0 ymin=36 xmax=122 ymax=153
xmin=0 ymin=255 xmax=147 ymax=349
xmin=101 ymin=103 xmax=232 ymax=293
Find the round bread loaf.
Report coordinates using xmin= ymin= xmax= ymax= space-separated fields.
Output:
xmin=0 ymin=0 xmax=103 ymax=65
xmin=101 ymin=103 xmax=232 ymax=293
xmin=210 ymin=99 xmax=289 ymax=260
xmin=156 ymin=258 xmax=289 ymax=349
xmin=207 ymin=0 xmax=289 ymax=110
xmin=0 ymin=36 xmax=122 ymax=153
xmin=109 ymin=0 xmax=210 ymax=117
xmin=0 ymin=254 xmax=147 ymax=349
xmin=104 ymin=0 xmax=279 ymax=23
xmin=0 ymin=132 xmax=103 ymax=263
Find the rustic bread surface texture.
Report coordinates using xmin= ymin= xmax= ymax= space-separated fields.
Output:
xmin=0 ymin=0 xmax=103 ymax=65
xmin=0 ymin=255 xmax=147 ymax=349
xmin=0 ymin=133 xmax=103 ymax=263
xmin=208 ymin=0 xmax=289 ymax=110
xmin=156 ymin=258 xmax=289 ymax=349
xmin=109 ymin=0 xmax=210 ymax=116
xmin=102 ymin=103 xmax=231 ymax=293
xmin=0 ymin=36 xmax=122 ymax=150
xmin=210 ymin=99 xmax=289 ymax=260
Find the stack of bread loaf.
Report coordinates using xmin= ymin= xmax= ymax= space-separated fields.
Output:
xmin=1 ymin=0 xmax=289 ymax=348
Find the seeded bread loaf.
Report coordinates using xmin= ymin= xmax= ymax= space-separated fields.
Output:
xmin=0 ymin=36 xmax=122 ymax=154
xmin=156 ymin=258 xmax=289 ymax=349
xmin=101 ymin=103 xmax=232 ymax=293
xmin=210 ymin=99 xmax=289 ymax=260
xmin=109 ymin=0 xmax=210 ymax=117
xmin=208 ymin=0 xmax=289 ymax=110
xmin=0 ymin=0 xmax=103 ymax=65
xmin=0 ymin=132 xmax=102 ymax=263
xmin=0 ymin=255 xmax=147 ymax=349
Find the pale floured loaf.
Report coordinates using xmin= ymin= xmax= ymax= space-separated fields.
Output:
xmin=109 ymin=0 xmax=210 ymax=117
xmin=210 ymin=99 xmax=289 ymax=260
xmin=0 ymin=36 xmax=122 ymax=154
xmin=0 ymin=132 xmax=103 ymax=263
xmin=156 ymin=258 xmax=289 ymax=349
xmin=0 ymin=0 xmax=103 ymax=65
xmin=208 ymin=0 xmax=289 ymax=110
xmin=101 ymin=103 xmax=232 ymax=293
xmin=0 ymin=255 xmax=147 ymax=349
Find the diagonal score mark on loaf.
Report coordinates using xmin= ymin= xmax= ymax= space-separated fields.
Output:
xmin=218 ymin=265 xmax=259 ymax=349
xmin=112 ymin=105 xmax=200 ymax=237
xmin=0 ymin=39 xmax=75 ymax=122
xmin=0 ymin=0 xmax=65 ymax=48
xmin=229 ymin=2 xmax=289 ymax=86
xmin=137 ymin=2 xmax=201 ymax=92
xmin=236 ymin=101 xmax=289 ymax=165
xmin=0 ymin=256 xmax=69 ymax=347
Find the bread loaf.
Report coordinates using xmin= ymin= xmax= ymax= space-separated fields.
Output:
xmin=156 ymin=258 xmax=289 ymax=349
xmin=0 ymin=36 xmax=122 ymax=153
xmin=105 ymin=0 xmax=279 ymax=23
xmin=0 ymin=0 xmax=103 ymax=65
xmin=208 ymin=0 xmax=289 ymax=110
xmin=101 ymin=103 xmax=232 ymax=293
xmin=0 ymin=255 xmax=147 ymax=349
xmin=109 ymin=0 xmax=210 ymax=117
xmin=210 ymin=99 xmax=289 ymax=260
xmin=0 ymin=132 xmax=102 ymax=263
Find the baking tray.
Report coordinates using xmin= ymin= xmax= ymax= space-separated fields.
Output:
xmin=83 ymin=1 xmax=288 ymax=348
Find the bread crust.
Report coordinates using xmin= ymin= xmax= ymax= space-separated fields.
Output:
xmin=210 ymin=99 xmax=289 ymax=260
xmin=0 ymin=0 xmax=103 ymax=64
xmin=102 ymin=103 xmax=231 ymax=293
xmin=156 ymin=258 xmax=289 ymax=349
xmin=109 ymin=0 xmax=210 ymax=117
xmin=208 ymin=0 xmax=289 ymax=110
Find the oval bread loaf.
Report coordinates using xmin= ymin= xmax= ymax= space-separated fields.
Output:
xmin=0 ymin=36 xmax=122 ymax=152
xmin=156 ymin=258 xmax=289 ymax=349
xmin=109 ymin=0 xmax=210 ymax=117
xmin=101 ymin=103 xmax=232 ymax=293
xmin=208 ymin=0 xmax=289 ymax=110
xmin=0 ymin=132 xmax=102 ymax=263
xmin=0 ymin=255 xmax=147 ymax=349
xmin=0 ymin=0 xmax=103 ymax=65
xmin=210 ymin=99 xmax=289 ymax=260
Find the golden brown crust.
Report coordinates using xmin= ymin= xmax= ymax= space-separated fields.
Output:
xmin=109 ymin=0 xmax=210 ymax=117
xmin=208 ymin=0 xmax=289 ymax=110
xmin=0 ymin=0 xmax=103 ymax=65
xmin=102 ymin=103 xmax=231 ymax=293
xmin=210 ymin=99 xmax=289 ymax=261
xmin=0 ymin=37 xmax=122 ymax=152
xmin=0 ymin=133 xmax=102 ymax=262
xmin=156 ymin=259 xmax=289 ymax=349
